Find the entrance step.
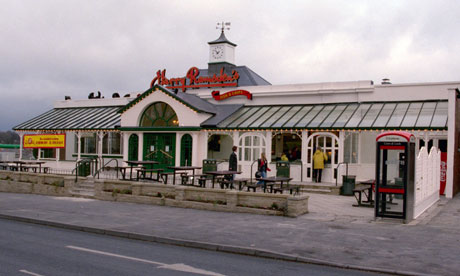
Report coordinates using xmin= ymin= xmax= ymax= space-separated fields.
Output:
xmin=71 ymin=178 xmax=95 ymax=198
xmin=296 ymin=183 xmax=341 ymax=195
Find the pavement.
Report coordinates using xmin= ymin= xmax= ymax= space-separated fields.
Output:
xmin=0 ymin=191 xmax=459 ymax=276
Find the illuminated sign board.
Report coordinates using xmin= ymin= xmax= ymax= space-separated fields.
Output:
xmin=23 ymin=134 xmax=66 ymax=149
xmin=212 ymin=89 xmax=252 ymax=101
xmin=150 ymin=67 xmax=239 ymax=92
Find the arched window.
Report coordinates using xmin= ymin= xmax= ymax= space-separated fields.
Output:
xmin=140 ymin=102 xmax=179 ymax=127
xmin=180 ymin=134 xmax=193 ymax=166
xmin=128 ymin=134 xmax=138 ymax=161
xmin=238 ymin=134 xmax=266 ymax=162
xmin=103 ymin=132 xmax=122 ymax=155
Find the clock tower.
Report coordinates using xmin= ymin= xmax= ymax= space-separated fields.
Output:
xmin=208 ymin=23 xmax=237 ymax=75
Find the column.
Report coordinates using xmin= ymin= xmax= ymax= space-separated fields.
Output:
xmin=18 ymin=132 xmax=24 ymax=160
xmin=265 ymin=131 xmax=272 ymax=162
xmin=175 ymin=133 xmax=181 ymax=166
xmin=446 ymin=88 xmax=456 ymax=199
xmin=122 ymin=132 xmax=129 ymax=162
xmin=338 ymin=130 xmax=345 ymax=184
xmin=98 ymin=131 xmax=105 ymax=160
xmin=77 ymin=131 xmax=82 ymax=161
xmin=191 ymin=132 xmax=199 ymax=167
xmin=301 ymin=130 xmax=309 ymax=182
xmin=137 ymin=132 xmax=144 ymax=161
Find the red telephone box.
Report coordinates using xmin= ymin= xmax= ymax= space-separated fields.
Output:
xmin=375 ymin=131 xmax=415 ymax=222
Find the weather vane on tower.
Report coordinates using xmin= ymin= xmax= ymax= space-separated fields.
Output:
xmin=216 ymin=22 xmax=231 ymax=33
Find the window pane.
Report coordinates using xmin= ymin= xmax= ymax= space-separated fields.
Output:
xmin=345 ymin=104 xmax=371 ymax=128
xmin=244 ymin=148 xmax=250 ymax=161
xmin=253 ymin=148 xmax=260 ymax=161
xmin=320 ymin=105 xmax=347 ymax=128
xmin=333 ymin=104 xmax=359 ymax=128
xmin=284 ymin=106 xmax=313 ymax=128
xmin=400 ymin=103 xmax=423 ymax=127
xmin=271 ymin=106 xmax=303 ymax=128
xmin=239 ymin=107 xmax=270 ymax=128
xmin=415 ymin=102 xmax=436 ymax=127
xmin=250 ymin=106 xmax=281 ymax=128
xmin=308 ymin=105 xmax=335 ymax=128
xmin=245 ymin=136 xmax=251 ymax=146
xmin=431 ymin=101 xmax=448 ymax=127
xmin=373 ymin=103 xmax=396 ymax=128
xmin=253 ymin=136 xmax=260 ymax=146
xmin=359 ymin=104 xmax=384 ymax=128
xmin=227 ymin=107 xmax=261 ymax=128
xmin=386 ymin=103 xmax=409 ymax=128
xmin=259 ymin=106 xmax=292 ymax=128
xmin=295 ymin=105 xmax=323 ymax=127
xmin=218 ymin=107 xmax=250 ymax=128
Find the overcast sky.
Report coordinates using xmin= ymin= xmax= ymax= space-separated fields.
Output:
xmin=1 ymin=0 xmax=459 ymax=131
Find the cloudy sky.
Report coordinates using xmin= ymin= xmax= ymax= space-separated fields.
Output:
xmin=1 ymin=0 xmax=459 ymax=131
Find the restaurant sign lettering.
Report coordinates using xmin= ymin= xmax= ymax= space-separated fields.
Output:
xmin=23 ymin=134 xmax=66 ymax=149
xmin=212 ymin=89 xmax=252 ymax=101
xmin=150 ymin=67 xmax=239 ymax=92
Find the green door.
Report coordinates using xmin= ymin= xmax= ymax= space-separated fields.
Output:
xmin=143 ymin=133 xmax=176 ymax=171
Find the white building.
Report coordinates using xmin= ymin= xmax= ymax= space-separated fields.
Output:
xmin=14 ymin=30 xmax=460 ymax=198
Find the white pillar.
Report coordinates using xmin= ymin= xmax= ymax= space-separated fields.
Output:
xmin=338 ymin=130 xmax=345 ymax=184
xmin=301 ymin=130 xmax=309 ymax=182
xmin=77 ymin=131 xmax=82 ymax=161
xmin=98 ymin=131 xmax=105 ymax=160
xmin=175 ymin=133 xmax=182 ymax=166
xmin=265 ymin=131 xmax=272 ymax=162
xmin=446 ymin=88 xmax=456 ymax=198
xmin=122 ymin=132 xmax=130 ymax=161
xmin=137 ymin=132 xmax=144 ymax=161
xmin=18 ymin=132 xmax=24 ymax=160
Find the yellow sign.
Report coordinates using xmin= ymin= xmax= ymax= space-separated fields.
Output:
xmin=23 ymin=134 xmax=66 ymax=149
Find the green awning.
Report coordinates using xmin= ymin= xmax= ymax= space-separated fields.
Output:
xmin=215 ymin=100 xmax=448 ymax=130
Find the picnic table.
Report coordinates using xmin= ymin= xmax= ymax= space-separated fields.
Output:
xmin=204 ymin=170 xmax=241 ymax=188
xmin=257 ymin=176 xmax=294 ymax=194
xmin=124 ymin=160 xmax=159 ymax=180
xmin=167 ymin=166 xmax=202 ymax=185
xmin=353 ymin=180 xmax=375 ymax=207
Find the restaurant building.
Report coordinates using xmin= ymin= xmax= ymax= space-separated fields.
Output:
xmin=14 ymin=30 xmax=460 ymax=198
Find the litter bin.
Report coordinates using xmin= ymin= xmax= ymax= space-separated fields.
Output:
xmin=203 ymin=159 xmax=217 ymax=173
xmin=78 ymin=160 xmax=91 ymax=177
xmin=276 ymin=161 xmax=290 ymax=178
xmin=341 ymin=175 xmax=356 ymax=195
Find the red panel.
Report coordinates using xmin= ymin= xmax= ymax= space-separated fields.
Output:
xmin=380 ymin=145 xmax=405 ymax=150
xmin=379 ymin=187 xmax=405 ymax=194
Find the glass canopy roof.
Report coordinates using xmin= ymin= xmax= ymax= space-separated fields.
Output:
xmin=216 ymin=100 xmax=448 ymax=130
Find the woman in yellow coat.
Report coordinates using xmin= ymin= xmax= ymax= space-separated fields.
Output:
xmin=313 ymin=147 xmax=328 ymax=183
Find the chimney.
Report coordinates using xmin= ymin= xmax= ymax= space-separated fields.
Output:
xmin=381 ymin=78 xmax=391 ymax=85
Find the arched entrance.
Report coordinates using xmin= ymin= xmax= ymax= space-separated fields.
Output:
xmin=306 ymin=132 xmax=339 ymax=183
xmin=180 ymin=134 xmax=192 ymax=166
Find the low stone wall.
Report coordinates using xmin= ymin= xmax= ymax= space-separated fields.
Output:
xmin=0 ymin=171 xmax=309 ymax=217
xmin=95 ymin=179 xmax=309 ymax=217
xmin=0 ymin=171 xmax=72 ymax=196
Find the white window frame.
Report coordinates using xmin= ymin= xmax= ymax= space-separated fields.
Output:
xmin=238 ymin=133 xmax=266 ymax=162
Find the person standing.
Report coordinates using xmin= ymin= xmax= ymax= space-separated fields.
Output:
xmin=257 ymin=152 xmax=271 ymax=186
xmin=313 ymin=147 xmax=328 ymax=183
xmin=229 ymin=146 xmax=238 ymax=180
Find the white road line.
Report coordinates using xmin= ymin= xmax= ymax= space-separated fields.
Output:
xmin=66 ymin=245 xmax=226 ymax=276
xmin=19 ymin=270 xmax=45 ymax=276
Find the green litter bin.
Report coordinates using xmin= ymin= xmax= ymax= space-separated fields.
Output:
xmin=203 ymin=159 xmax=217 ymax=173
xmin=78 ymin=160 xmax=91 ymax=177
xmin=340 ymin=175 xmax=356 ymax=196
xmin=276 ymin=161 xmax=290 ymax=178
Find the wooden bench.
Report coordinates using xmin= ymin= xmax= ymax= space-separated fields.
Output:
xmin=219 ymin=178 xmax=248 ymax=190
xmin=21 ymin=165 xmax=49 ymax=174
xmin=273 ymin=184 xmax=301 ymax=195
xmin=137 ymin=168 xmax=164 ymax=181
xmin=352 ymin=185 xmax=374 ymax=207
xmin=160 ymin=172 xmax=187 ymax=185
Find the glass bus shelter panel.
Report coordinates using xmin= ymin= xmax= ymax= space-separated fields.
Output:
xmin=320 ymin=104 xmax=347 ymax=128
xmin=308 ymin=105 xmax=335 ymax=128
xmin=332 ymin=104 xmax=359 ymax=128
xmin=345 ymin=104 xmax=371 ymax=128
xmin=386 ymin=103 xmax=409 ymax=128
xmin=400 ymin=102 xmax=423 ymax=128
xmin=373 ymin=103 xmax=396 ymax=128
xmin=272 ymin=105 xmax=303 ymax=128
xmin=359 ymin=103 xmax=384 ymax=128
xmin=217 ymin=107 xmax=251 ymax=128
xmin=249 ymin=106 xmax=281 ymax=128
xmin=227 ymin=107 xmax=261 ymax=128
xmin=259 ymin=106 xmax=292 ymax=128
xmin=430 ymin=101 xmax=448 ymax=128
xmin=415 ymin=102 xmax=436 ymax=128
xmin=239 ymin=106 xmax=270 ymax=128
xmin=295 ymin=105 xmax=324 ymax=128
xmin=283 ymin=106 xmax=313 ymax=128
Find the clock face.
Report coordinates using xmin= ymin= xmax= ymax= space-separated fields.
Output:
xmin=212 ymin=46 xmax=224 ymax=59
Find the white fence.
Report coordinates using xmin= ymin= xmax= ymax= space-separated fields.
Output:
xmin=414 ymin=146 xmax=440 ymax=219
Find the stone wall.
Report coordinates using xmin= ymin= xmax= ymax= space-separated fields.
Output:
xmin=0 ymin=171 xmax=71 ymax=196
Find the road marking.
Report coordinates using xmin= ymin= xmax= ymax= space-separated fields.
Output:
xmin=19 ymin=270 xmax=45 ymax=276
xmin=66 ymin=245 xmax=225 ymax=276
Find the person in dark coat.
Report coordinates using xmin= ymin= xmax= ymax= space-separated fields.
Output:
xmin=229 ymin=146 xmax=238 ymax=180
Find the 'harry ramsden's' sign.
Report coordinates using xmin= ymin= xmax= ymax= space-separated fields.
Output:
xmin=150 ymin=67 xmax=239 ymax=92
